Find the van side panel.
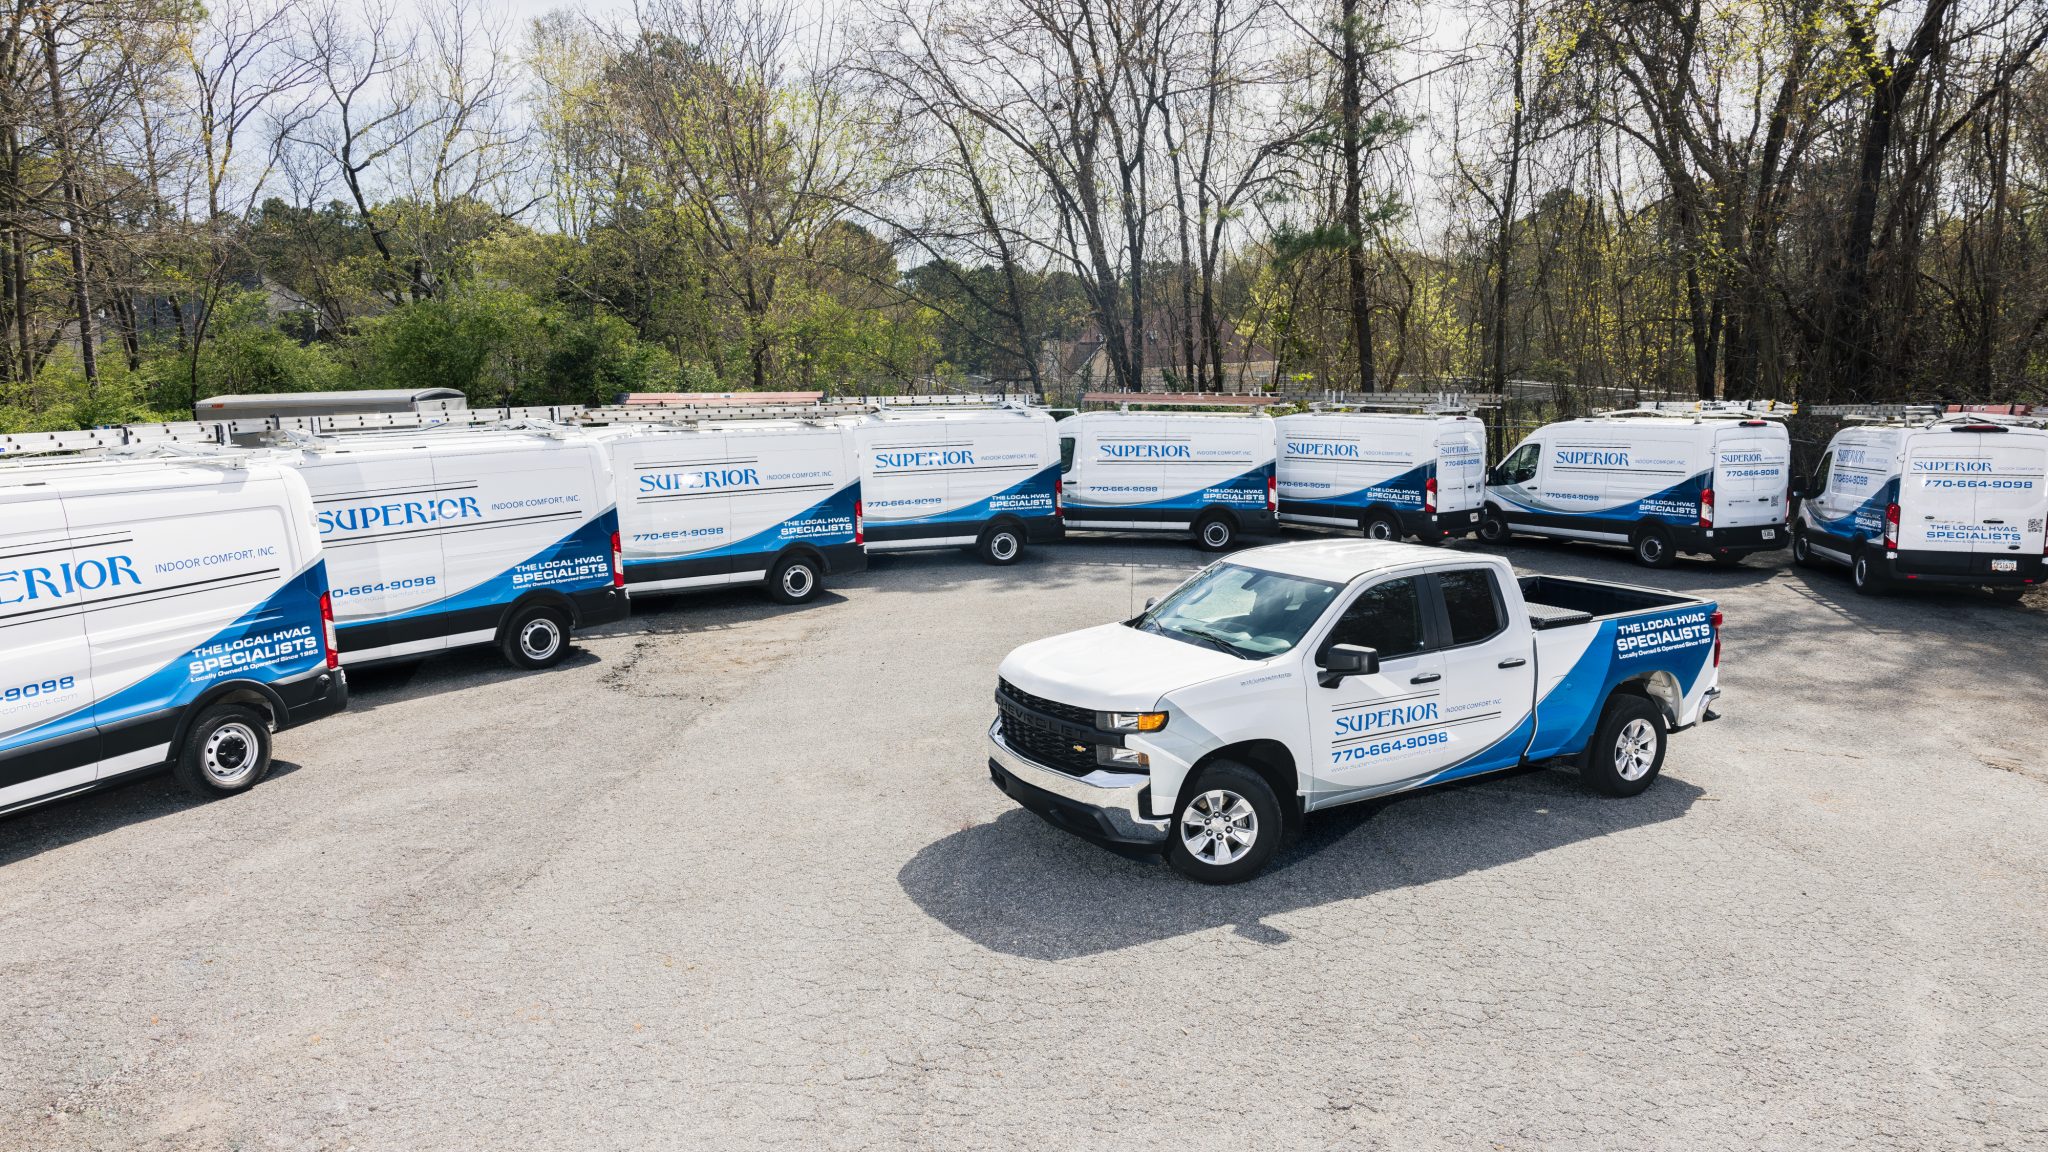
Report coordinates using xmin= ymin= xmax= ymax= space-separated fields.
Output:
xmin=0 ymin=493 xmax=100 ymax=802
xmin=860 ymin=412 xmax=1060 ymax=545
xmin=1064 ymin=414 xmax=1276 ymax=531
xmin=612 ymin=424 xmax=863 ymax=590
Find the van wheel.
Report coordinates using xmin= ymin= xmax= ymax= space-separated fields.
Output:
xmin=172 ymin=704 xmax=273 ymax=799
xmin=1194 ymin=514 xmax=1237 ymax=552
xmin=1361 ymin=510 xmax=1402 ymax=541
xmin=1477 ymin=507 xmax=1512 ymax=544
xmin=976 ymin=523 xmax=1025 ymax=565
xmin=1791 ymin=525 xmax=1818 ymax=568
xmin=1850 ymin=548 xmax=1888 ymax=596
xmin=1581 ymin=694 xmax=1664 ymax=798
xmin=501 ymin=604 xmax=572 ymax=669
xmin=1167 ymin=761 xmax=1283 ymax=884
xmin=767 ymin=554 xmax=822 ymax=604
xmin=1631 ymin=524 xmax=1676 ymax=568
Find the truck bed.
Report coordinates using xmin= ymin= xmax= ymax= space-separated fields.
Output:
xmin=1518 ymin=575 xmax=1701 ymax=630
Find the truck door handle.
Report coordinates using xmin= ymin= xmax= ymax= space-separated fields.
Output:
xmin=1409 ymin=673 xmax=1441 ymax=684
xmin=1498 ymin=658 xmax=1526 ymax=668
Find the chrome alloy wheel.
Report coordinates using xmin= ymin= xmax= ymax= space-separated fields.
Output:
xmin=203 ymin=722 xmax=261 ymax=786
xmin=519 ymin=616 xmax=562 ymax=662
xmin=1614 ymin=717 xmax=1657 ymax=781
xmin=780 ymin=563 xmax=816 ymax=598
xmin=1180 ymin=789 xmax=1258 ymax=866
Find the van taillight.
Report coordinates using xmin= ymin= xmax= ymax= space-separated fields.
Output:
xmin=1710 ymin=610 xmax=1722 ymax=667
xmin=611 ymin=530 xmax=624 ymax=587
xmin=1884 ymin=502 xmax=1899 ymax=550
xmin=319 ymin=591 xmax=340 ymax=670
xmin=1267 ymin=473 xmax=1277 ymax=512
xmin=1698 ymin=487 xmax=1714 ymax=528
xmin=854 ymin=502 xmax=865 ymax=545
xmin=1054 ymin=479 xmax=1064 ymax=516
xmin=1424 ymin=476 xmax=1437 ymax=514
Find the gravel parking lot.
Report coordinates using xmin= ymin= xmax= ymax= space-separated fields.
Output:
xmin=3 ymin=537 xmax=2045 ymax=1151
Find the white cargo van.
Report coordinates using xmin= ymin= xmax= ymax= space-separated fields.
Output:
xmin=1794 ymin=415 xmax=2048 ymax=596
xmin=1275 ymin=411 xmax=1486 ymax=542
xmin=0 ymin=454 xmax=346 ymax=814
xmin=261 ymin=428 xmax=628 ymax=667
xmin=857 ymin=404 xmax=1063 ymax=564
xmin=1056 ymin=411 xmax=1279 ymax=551
xmin=1481 ymin=413 xmax=1791 ymax=567
xmin=590 ymin=418 xmax=865 ymax=604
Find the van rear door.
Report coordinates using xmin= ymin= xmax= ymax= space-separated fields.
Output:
xmin=1899 ymin=429 xmax=2005 ymax=555
xmin=1434 ymin=423 xmax=1485 ymax=513
xmin=1712 ymin=424 xmax=1789 ymax=528
xmin=1976 ymin=432 xmax=2048 ymax=559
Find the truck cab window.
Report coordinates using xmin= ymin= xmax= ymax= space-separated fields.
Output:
xmin=1438 ymin=569 xmax=1504 ymax=646
xmin=1324 ymin=577 xmax=1427 ymax=660
xmin=1499 ymin=443 xmax=1539 ymax=485
xmin=1059 ymin=436 xmax=1076 ymax=475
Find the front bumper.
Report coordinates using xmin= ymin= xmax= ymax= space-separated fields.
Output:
xmin=986 ymin=722 xmax=1169 ymax=856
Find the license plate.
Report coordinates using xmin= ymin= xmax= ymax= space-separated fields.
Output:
xmin=1760 ymin=528 xmax=1776 ymax=540
xmin=1992 ymin=559 xmax=2017 ymax=572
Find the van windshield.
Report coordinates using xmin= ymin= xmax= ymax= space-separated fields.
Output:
xmin=1130 ymin=563 xmax=1343 ymax=659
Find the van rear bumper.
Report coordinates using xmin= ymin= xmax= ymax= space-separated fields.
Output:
xmin=1685 ymin=522 xmax=1786 ymax=554
xmin=569 ymin=585 xmax=630 ymax=628
xmin=820 ymin=540 xmax=868 ymax=575
xmin=1886 ymin=549 xmax=2048 ymax=586
xmin=1404 ymin=507 xmax=1483 ymax=537
xmin=987 ymin=723 xmax=1168 ymax=856
xmin=277 ymin=668 xmax=348 ymax=730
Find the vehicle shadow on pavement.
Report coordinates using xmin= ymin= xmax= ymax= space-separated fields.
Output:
xmin=899 ymin=766 xmax=1704 ymax=960
xmin=0 ymin=761 xmax=305 ymax=867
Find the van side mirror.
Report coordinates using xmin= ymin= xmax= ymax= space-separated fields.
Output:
xmin=1486 ymin=468 xmax=1501 ymax=486
xmin=1318 ymin=643 xmax=1379 ymax=687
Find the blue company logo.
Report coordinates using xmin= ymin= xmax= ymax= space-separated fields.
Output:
xmin=874 ymin=449 xmax=975 ymax=469
xmin=0 ymin=554 xmax=140 ymax=604
xmin=1557 ymin=449 xmax=1629 ymax=467
xmin=1910 ymin=460 xmax=1994 ymax=473
xmin=1335 ymin=700 xmax=1438 ymax=736
xmin=319 ymin=497 xmax=481 ymax=535
xmin=1287 ymin=441 xmax=1360 ymax=458
xmin=640 ymin=467 xmax=759 ymax=492
xmin=1100 ymin=443 xmax=1192 ymax=459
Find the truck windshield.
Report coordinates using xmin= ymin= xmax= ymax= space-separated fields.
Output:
xmin=1131 ymin=563 xmax=1343 ymax=659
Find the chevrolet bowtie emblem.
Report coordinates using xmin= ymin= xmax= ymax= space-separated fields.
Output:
xmin=1072 ymin=744 xmax=1087 ymax=753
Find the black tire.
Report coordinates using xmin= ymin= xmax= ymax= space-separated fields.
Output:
xmin=976 ymin=522 xmax=1025 ymax=565
xmin=500 ymin=603 xmax=572 ymax=669
xmin=172 ymin=704 xmax=273 ymax=799
xmin=1631 ymin=523 xmax=1677 ymax=568
xmin=1361 ymin=510 xmax=1403 ymax=542
xmin=1477 ymin=507 xmax=1512 ymax=544
xmin=1580 ymin=693 xmax=1665 ymax=798
xmin=767 ymin=553 xmax=823 ymax=604
xmin=1166 ymin=760 xmax=1284 ymax=884
xmin=1850 ymin=547 xmax=1888 ymax=596
xmin=1790 ymin=525 xmax=1818 ymax=568
xmin=1193 ymin=513 xmax=1237 ymax=553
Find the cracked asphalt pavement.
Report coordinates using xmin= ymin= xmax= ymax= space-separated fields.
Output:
xmin=3 ymin=537 xmax=2045 ymax=1150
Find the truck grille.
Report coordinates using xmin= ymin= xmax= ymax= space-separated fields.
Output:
xmin=995 ymin=679 xmax=1101 ymax=776
xmin=997 ymin=679 xmax=1096 ymax=728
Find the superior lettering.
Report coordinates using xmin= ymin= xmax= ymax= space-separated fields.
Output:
xmin=1335 ymin=701 xmax=1438 ymax=737
xmin=318 ymin=496 xmax=481 ymax=534
xmin=0 ymin=555 xmax=140 ymax=604
xmin=1100 ymin=443 xmax=1192 ymax=459
xmin=1557 ymin=449 xmax=1629 ymax=467
xmin=874 ymin=449 xmax=975 ymax=468
xmin=1287 ymin=441 xmax=1360 ymax=458
xmin=640 ymin=468 xmax=759 ymax=492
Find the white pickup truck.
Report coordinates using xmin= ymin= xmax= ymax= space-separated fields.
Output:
xmin=988 ymin=540 xmax=1722 ymax=882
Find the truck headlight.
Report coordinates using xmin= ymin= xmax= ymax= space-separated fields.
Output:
xmin=1097 ymin=711 xmax=1167 ymax=732
xmin=1096 ymin=745 xmax=1150 ymax=768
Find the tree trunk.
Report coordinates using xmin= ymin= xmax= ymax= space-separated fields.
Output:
xmin=41 ymin=14 xmax=98 ymax=395
xmin=1339 ymin=0 xmax=1376 ymax=393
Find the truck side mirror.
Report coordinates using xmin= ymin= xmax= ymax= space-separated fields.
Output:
xmin=1144 ymin=596 xmax=1157 ymax=611
xmin=1318 ymin=644 xmax=1379 ymax=687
